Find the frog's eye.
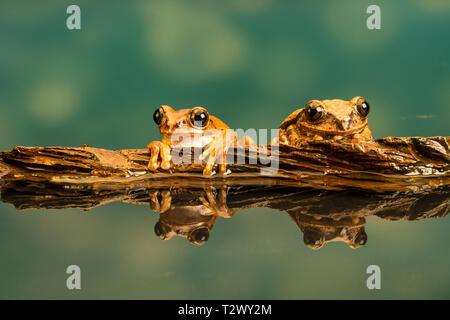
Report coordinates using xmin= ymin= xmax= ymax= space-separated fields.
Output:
xmin=305 ymin=101 xmax=324 ymax=122
xmin=153 ymin=107 xmax=164 ymax=125
xmin=353 ymin=230 xmax=367 ymax=248
xmin=356 ymin=99 xmax=370 ymax=117
xmin=188 ymin=227 xmax=210 ymax=246
xmin=154 ymin=221 xmax=170 ymax=240
xmin=189 ymin=107 xmax=210 ymax=128
xmin=303 ymin=229 xmax=325 ymax=250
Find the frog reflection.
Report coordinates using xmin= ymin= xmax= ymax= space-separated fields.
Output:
xmin=1 ymin=181 xmax=447 ymax=250
xmin=288 ymin=213 xmax=367 ymax=250
xmin=147 ymin=187 xmax=369 ymax=249
xmin=149 ymin=187 xmax=235 ymax=246
xmin=154 ymin=205 xmax=217 ymax=246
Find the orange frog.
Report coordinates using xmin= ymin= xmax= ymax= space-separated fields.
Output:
xmin=278 ymin=96 xmax=373 ymax=146
xmin=150 ymin=187 xmax=235 ymax=246
xmin=147 ymin=105 xmax=254 ymax=175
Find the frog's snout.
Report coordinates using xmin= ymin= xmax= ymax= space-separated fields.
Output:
xmin=341 ymin=117 xmax=352 ymax=130
xmin=161 ymin=120 xmax=176 ymax=133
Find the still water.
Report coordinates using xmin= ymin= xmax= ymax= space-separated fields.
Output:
xmin=0 ymin=1 xmax=449 ymax=299
xmin=0 ymin=182 xmax=448 ymax=299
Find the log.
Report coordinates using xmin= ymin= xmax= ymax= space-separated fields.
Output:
xmin=0 ymin=137 xmax=449 ymax=193
xmin=0 ymin=136 xmax=449 ymax=194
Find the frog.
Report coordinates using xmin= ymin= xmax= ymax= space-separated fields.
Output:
xmin=148 ymin=187 xmax=235 ymax=218
xmin=288 ymin=212 xmax=368 ymax=250
xmin=277 ymin=96 xmax=373 ymax=146
xmin=153 ymin=204 xmax=218 ymax=246
xmin=149 ymin=186 xmax=235 ymax=246
xmin=147 ymin=105 xmax=254 ymax=175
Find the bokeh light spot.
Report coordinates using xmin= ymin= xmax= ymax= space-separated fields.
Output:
xmin=27 ymin=81 xmax=78 ymax=123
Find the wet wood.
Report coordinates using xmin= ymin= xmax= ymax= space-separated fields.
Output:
xmin=1 ymin=181 xmax=448 ymax=223
xmin=0 ymin=136 xmax=449 ymax=193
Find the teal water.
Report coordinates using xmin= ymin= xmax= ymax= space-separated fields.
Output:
xmin=0 ymin=1 xmax=449 ymax=299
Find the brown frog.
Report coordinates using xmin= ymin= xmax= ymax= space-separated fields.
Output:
xmin=278 ymin=96 xmax=373 ymax=146
xmin=288 ymin=213 xmax=368 ymax=250
xmin=147 ymin=105 xmax=254 ymax=175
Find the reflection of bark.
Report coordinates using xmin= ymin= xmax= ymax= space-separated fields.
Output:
xmin=1 ymin=181 xmax=448 ymax=221
xmin=0 ymin=136 xmax=449 ymax=192
xmin=2 ymin=182 xmax=448 ymax=249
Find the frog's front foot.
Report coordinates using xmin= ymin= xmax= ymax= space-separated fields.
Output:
xmin=147 ymin=141 xmax=172 ymax=171
xmin=148 ymin=189 xmax=171 ymax=213
xmin=199 ymin=139 xmax=227 ymax=176
xmin=199 ymin=132 xmax=252 ymax=176
xmin=199 ymin=186 xmax=235 ymax=218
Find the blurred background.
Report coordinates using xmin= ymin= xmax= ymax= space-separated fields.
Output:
xmin=0 ymin=0 xmax=449 ymax=299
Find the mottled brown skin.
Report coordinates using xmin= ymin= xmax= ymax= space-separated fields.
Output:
xmin=278 ymin=96 xmax=373 ymax=146
xmin=288 ymin=213 xmax=367 ymax=250
xmin=147 ymin=105 xmax=254 ymax=175
xmin=299 ymin=220 xmax=367 ymax=250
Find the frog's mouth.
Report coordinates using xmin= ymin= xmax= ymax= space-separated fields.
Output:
xmin=298 ymin=118 xmax=368 ymax=137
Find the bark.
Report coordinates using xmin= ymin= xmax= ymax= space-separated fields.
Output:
xmin=0 ymin=136 xmax=449 ymax=194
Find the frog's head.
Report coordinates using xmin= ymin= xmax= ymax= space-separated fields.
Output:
xmin=290 ymin=213 xmax=368 ymax=250
xmin=153 ymin=205 xmax=216 ymax=246
xmin=154 ymin=221 xmax=211 ymax=246
xmin=294 ymin=96 xmax=372 ymax=140
xmin=153 ymin=105 xmax=215 ymax=136
xmin=302 ymin=225 xmax=367 ymax=250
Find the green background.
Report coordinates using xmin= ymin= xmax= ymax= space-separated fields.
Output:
xmin=0 ymin=0 xmax=449 ymax=299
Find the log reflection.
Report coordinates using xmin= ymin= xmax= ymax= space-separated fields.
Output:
xmin=1 ymin=182 xmax=448 ymax=250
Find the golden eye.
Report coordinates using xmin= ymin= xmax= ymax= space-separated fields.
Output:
xmin=189 ymin=107 xmax=210 ymax=128
xmin=188 ymin=227 xmax=209 ymax=246
xmin=305 ymin=101 xmax=324 ymax=122
xmin=356 ymin=98 xmax=370 ymax=117
xmin=153 ymin=107 xmax=164 ymax=125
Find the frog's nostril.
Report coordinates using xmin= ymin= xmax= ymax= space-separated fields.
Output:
xmin=166 ymin=121 xmax=176 ymax=130
xmin=341 ymin=117 xmax=351 ymax=130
